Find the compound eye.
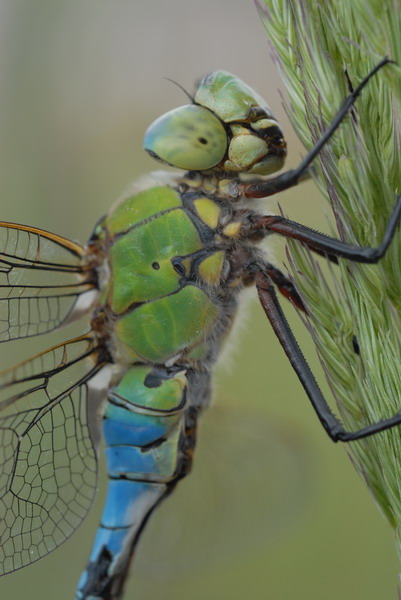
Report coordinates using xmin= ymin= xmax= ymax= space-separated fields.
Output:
xmin=144 ymin=104 xmax=228 ymax=171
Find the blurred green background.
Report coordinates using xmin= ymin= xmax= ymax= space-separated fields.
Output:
xmin=0 ymin=1 xmax=399 ymax=599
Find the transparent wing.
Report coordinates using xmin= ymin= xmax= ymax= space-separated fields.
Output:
xmin=0 ymin=335 xmax=108 ymax=575
xmin=0 ymin=222 xmax=96 ymax=342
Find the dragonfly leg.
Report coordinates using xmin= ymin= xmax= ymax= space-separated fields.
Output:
xmin=229 ymin=58 xmax=393 ymax=199
xmin=263 ymin=263 xmax=306 ymax=311
xmin=244 ymin=193 xmax=401 ymax=263
xmin=255 ymin=269 xmax=401 ymax=442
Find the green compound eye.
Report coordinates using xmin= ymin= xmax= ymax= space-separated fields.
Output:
xmin=144 ymin=104 xmax=228 ymax=171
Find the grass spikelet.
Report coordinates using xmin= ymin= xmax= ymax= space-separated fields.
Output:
xmin=258 ymin=0 xmax=401 ymax=547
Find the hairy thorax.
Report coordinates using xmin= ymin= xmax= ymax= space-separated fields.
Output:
xmin=87 ymin=171 xmax=266 ymax=370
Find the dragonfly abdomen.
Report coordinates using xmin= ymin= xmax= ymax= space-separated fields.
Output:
xmin=77 ymin=364 xmax=192 ymax=599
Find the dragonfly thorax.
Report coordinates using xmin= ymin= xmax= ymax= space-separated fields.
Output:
xmin=88 ymin=171 xmax=263 ymax=371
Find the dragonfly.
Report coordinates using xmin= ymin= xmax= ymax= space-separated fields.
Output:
xmin=1 ymin=57 xmax=401 ymax=600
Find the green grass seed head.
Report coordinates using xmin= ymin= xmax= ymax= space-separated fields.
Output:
xmin=259 ymin=0 xmax=401 ymax=540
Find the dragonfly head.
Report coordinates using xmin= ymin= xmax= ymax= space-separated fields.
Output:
xmin=144 ymin=70 xmax=287 ymax=176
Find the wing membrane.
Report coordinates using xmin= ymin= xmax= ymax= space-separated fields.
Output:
xmin=0 ymin=222 xmax=97 ymax=342
xmin=0 ymin=335 xmax=109 ymax=575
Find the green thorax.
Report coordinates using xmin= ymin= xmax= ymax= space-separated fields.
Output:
xmin=91 ymin=175 xmax=240 ymax=367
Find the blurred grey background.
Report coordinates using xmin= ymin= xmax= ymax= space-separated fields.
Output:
xmin=0 ymin=1 xmax=398 ymax=599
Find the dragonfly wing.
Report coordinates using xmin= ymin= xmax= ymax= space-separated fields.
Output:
xmin=0 ymin=222 xmax=96 ymax=342
xmin=0 ymin=335 xmax=109 ymax=575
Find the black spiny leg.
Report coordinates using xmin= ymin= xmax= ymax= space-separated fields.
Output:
xmin=244 ymin=194 xmax=401 ymax=263
xmin=230 ymin=58 xmax=393 ymax=199
xmin=255 ymin=270 xmax=401 ymax=442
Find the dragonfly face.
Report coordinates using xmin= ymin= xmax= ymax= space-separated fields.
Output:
xmin=1 ymin=60 xmax=401 ymax=600
xmin=144 ymin=70 xmax=287 ymax=174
